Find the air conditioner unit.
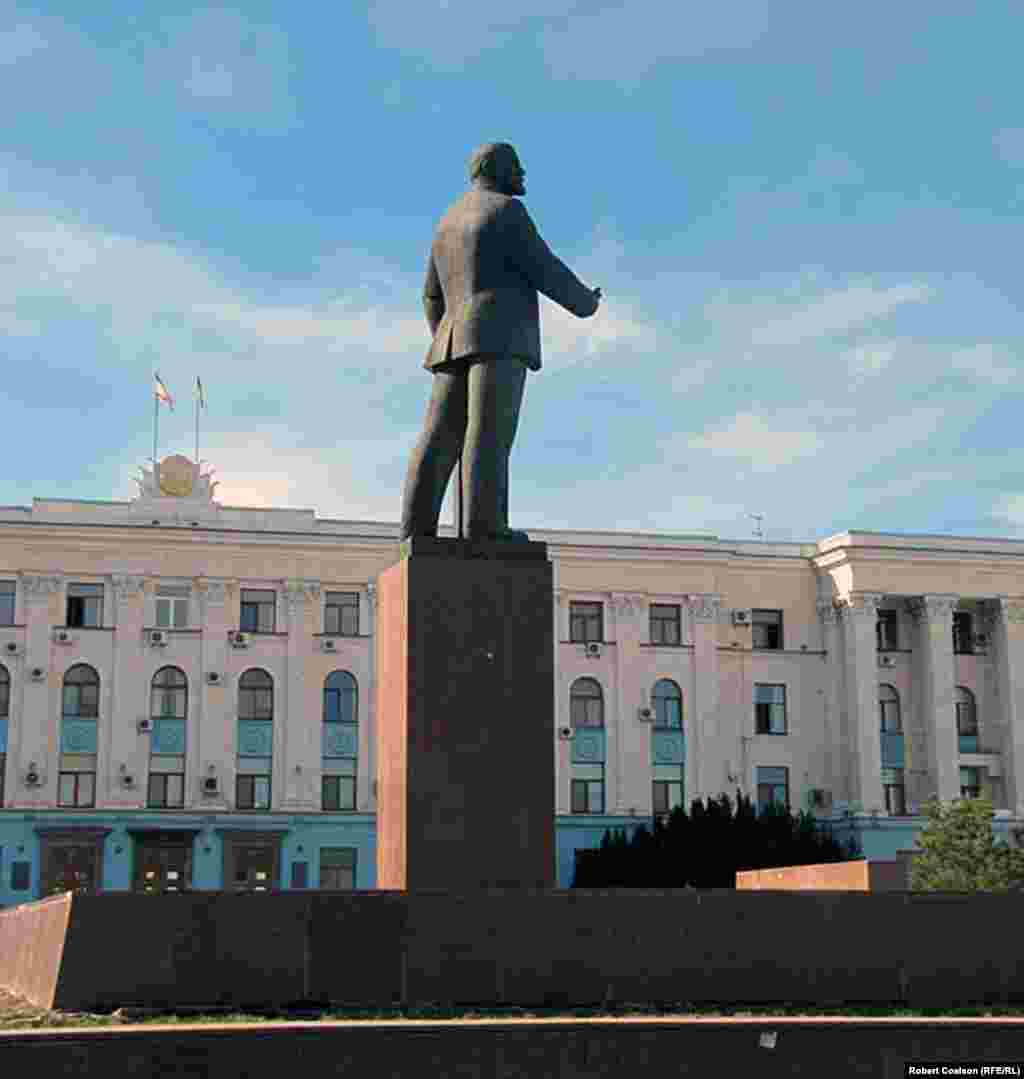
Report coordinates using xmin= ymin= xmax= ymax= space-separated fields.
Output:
xmin=732 ymin=609 xmax=751 ymax=626
xmin=584 ymin=642 xmax=602 ymax=657
xmin=121 ymin=772 xmax=136 ymax=787
xmin=202 ymin=776 xmax=220 ymax=795
xmin=637 ymin=707 xmax=653 ymax=722
xmin=29 ymin=666 xmax=45 ymax=681
xmin=4 ymin=641 xmax=19 ymax=655
xmin=148 ymin=630 xmax=168 ymax=647
xmin=206 ymin=671 xmax=222 ymax=686
xmin=808 ymin=788 xmax=830 ymax=809
xmin=230 ymin=631 xmax=249 ymax=648
xmin=974 ymin=633 xmax=990 ymax=648
xmin=24 ymin=767 xmax=41 ymax=787
xmin=321 ymin=638 xmax=338 ymax=653
xmin=53 ymin=629 xmax=73 ymax=645
xmin=878 ymin=654 xmax=896 ymax=668
xmin=557 ymin=726 xmax=573 ymax=740
xmin=137 ymin=718 xmax=154 ymax=734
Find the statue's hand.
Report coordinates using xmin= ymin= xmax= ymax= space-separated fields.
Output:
xmin=591 ymin=287 xmax=602 ymax=313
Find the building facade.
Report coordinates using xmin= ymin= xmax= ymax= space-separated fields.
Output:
xmin=1 ymin=457 xmax=1023 ymax=906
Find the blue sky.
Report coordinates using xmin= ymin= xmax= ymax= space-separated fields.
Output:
xmin=2 ymin=2 xmax=1024 ymax=541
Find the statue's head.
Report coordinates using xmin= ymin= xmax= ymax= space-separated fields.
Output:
xmin=468 ymin=142 xmax=525 ymax=196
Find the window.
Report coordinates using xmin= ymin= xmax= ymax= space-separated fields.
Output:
xmin=570 ymin=676 xmax=604 ymax=728
xmin=879 ymin=684 xmax=901 ymax=733
xmin=876 ymin=609 xmax=899 ymax=651
xmin=325 ymin=592 xmax=359 ymax=636
xmin=953 ymin=611 xmax=974 ymax=655
xmin=148 ymin=667 xmax=186 ymax=809
xmin=66 ymin=583 xmax=103 ymax=628
xmin=41 ymin=835 xmax=104 ymax=896
xmin=237 ymin=669 xmax=273 ymax=810
xmin=754 ymin=684 xmax=787 ymax=735
xmin=0 ymin=663 xmax=8 ymax=807
xmin=956 ymin=686 xmax=978 ymax=753
xmin=239 ymin=589 xmax=276 ymax=634
xmin=319 ymin=847 xmax=357 ymax=889
xmin=0 ymin=581 xmax=14 ymax=626
xmin=652 ymin=764 xmax=683 ymax=816
xmin=751 ymin=609 xmax=783 ymax=650
xmin=155 ymin=585 xmax=189 ymax=629
xmin=570 ymin=677 xmax=604 ymax=814
xmin=652 ymin=678 xmax=682 ymax=728
xmin=649 ymin=604 xmax=681 ymax=645
xmin=59 ymin=664 xmax=99 ymax=808
xmin=960 ymin=766 xmax=981 ymax=799
xmin=882 ymin=768 xmax=906 ymax=815
xmin=756 ymin=766 xmax=789 ymax=812
xmin=569 ymin=601 xmax=603 ymax=644
xmin=322 ymin=670 xmax=358 ymax=811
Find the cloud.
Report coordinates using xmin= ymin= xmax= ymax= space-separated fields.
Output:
xmin=145 ymin=9 xmax=297 ymax=131
xmin=0 ymin=21 xmax=48 ymax=64
xmin=948 ymin=343 xmax=1018 ymax=386
xmin=745 ymin=282 xmax=933 ymax=347
xmin=686 ymin=412 xmax=824 ymax=470
xmin=994 ymin=128 xmax=1024 ymax=168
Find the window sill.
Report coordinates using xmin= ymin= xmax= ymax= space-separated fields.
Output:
xmin=57 ymin=625 xmax=115 ymax=633
xmin=313 ymin=632 xmax=365 ymax=639
xmin=561 ymin=640 xmax=616 ymax=646
xmin=144 ymin=627 xmax=201 ymax=635
xmin=754 ymin=731 xmax=789 ymax=737
xmin=638 ymin=642 xmax=693 ymax=650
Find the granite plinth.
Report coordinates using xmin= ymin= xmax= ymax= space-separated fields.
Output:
xmin=377 ymin=540 xmax=555 ymax=890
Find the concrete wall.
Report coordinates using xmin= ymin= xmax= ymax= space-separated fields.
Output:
xmin=5 ymin=890 xmax=1024 ymax=1013
xmin=0 ymin=892 xmax=71 ymax=1007
xmin=5 ymin=1018 xmax=1024 ymax=1079
xmin=736 ymin=859 xmax=909 ymax=891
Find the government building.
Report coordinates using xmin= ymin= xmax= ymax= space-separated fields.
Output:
xmin=1 ymin=454 xmax=1022 ymax=906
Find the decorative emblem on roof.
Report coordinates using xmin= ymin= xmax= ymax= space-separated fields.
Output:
xmin=158 ymin=455 xmax=195 ymax=497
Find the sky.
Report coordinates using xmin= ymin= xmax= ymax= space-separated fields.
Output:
xmin=2 ymin=2 xmax=1024 ymax=543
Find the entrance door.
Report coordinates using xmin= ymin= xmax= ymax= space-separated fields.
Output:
xmin=133 ymin=837 xmax=193 ymax=893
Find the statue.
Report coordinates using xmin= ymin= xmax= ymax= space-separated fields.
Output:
xmin=400 ymin=142 xmax=602 ymax=543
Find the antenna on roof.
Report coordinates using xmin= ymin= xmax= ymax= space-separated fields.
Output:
xmin=749 ymin=513 xmax=764 ymax=541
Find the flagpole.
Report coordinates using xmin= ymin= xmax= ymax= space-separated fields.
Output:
xmin=152 ymin=390 xmax=159 ymax=465
xmin=194 ymin=384 xmax=199 ymax=465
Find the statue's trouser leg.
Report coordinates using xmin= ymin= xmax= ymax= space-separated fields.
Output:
xmin=399 ymin=363 xmax=468 ymax=539
xmin=462 ymin=356 xmax=527 ymax=539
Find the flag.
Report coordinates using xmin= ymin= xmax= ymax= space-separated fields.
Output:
xmin=195 ymin=376 xmax=206 ymax=409
xmin=153 ymin=372 xmax=174 ymax=411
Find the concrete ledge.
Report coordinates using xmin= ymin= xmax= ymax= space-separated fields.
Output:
xmin=3 ymin=1017 xmax=1024 ymax=1078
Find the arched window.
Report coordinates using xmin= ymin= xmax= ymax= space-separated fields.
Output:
xmin=148 ymin=667 xmax=187 ymax=809
xmin=652 ymin=679 xmax=682 ymax=729
xmin=570 ymin=677 xmax=603 ymax=729
xmin=322 ymin=671 xmax=358 ymax=811
xmin=956 ymin=686 xmax=978 ymax=753
xmin=879 ymin=684 xmax=901 ymax=733
xmin=569 ymin=678 xmax=604 ymax=814
xmin=650 ymin=678 xmax=684 ymax=818
xmin=59 ymin=664 xmax=100 ymax=808
xmin=0 ymin=663 xmax=9 ymax=807
xmin=237 ymin=669 xmax=273 ymax=810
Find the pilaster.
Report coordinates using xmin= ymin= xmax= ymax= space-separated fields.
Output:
xmin=16 ymin=574 xmax=61 ymax=807
xmin=554 ymin=584 xmax=570 ymax=815
xmin=838 ymin=592 xmax=885 ymax=813
xmin=108 ymin=574 xmax=146 ymax=808
xmin=688 ymin=593 xmax=721 ymax=803
xmin=281 ymin=578 xmax=320 ymax=810
xmin=365 ymin=580 xmax=378 ymax=815
xmin=908 ymin=594 xmax=960 ymax=804
xmin=609 ymin=592 xmax=645 ymax=814
xmin=992 ymin=597 xmax=1024 ymax=815
xmin=196 ymin=578 xmax=234 ymax=808
xmin=816 ymin=599 xmax=843 ymax=802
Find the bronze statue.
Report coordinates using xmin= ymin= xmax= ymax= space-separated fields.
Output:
xmin=400 ymin=142 xmax=602 ymax=543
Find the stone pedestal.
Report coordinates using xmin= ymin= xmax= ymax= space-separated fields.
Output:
xmin=376 ymin=537 xmax=555 ymax=890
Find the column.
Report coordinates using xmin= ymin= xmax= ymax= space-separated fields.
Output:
xmin=196 ymin=579 xmax=234 ymax=808
xmin=108 ymin=574 xmax=146 ymax=807
xmin=365 ymin=580 xmax=378 ymax=816
xmin=15 ymin=574 xmax=62 ymax=807
xmin=991 ymin=597 xmax=1024 ymax=815
xmin=838 ymin=592 xmax=885 ymax=813
xmin=908 ymin=594 xmax=960 ymax=804
xmin=281 ymin=578 xmax=320 ymax=811
xmin=609 ymin=592 xmax=644 ymax=815
xmin=816 ymin=599 xmax=844 ymax=803
xmin=688 ymin=593 xmax=721 ymax=804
